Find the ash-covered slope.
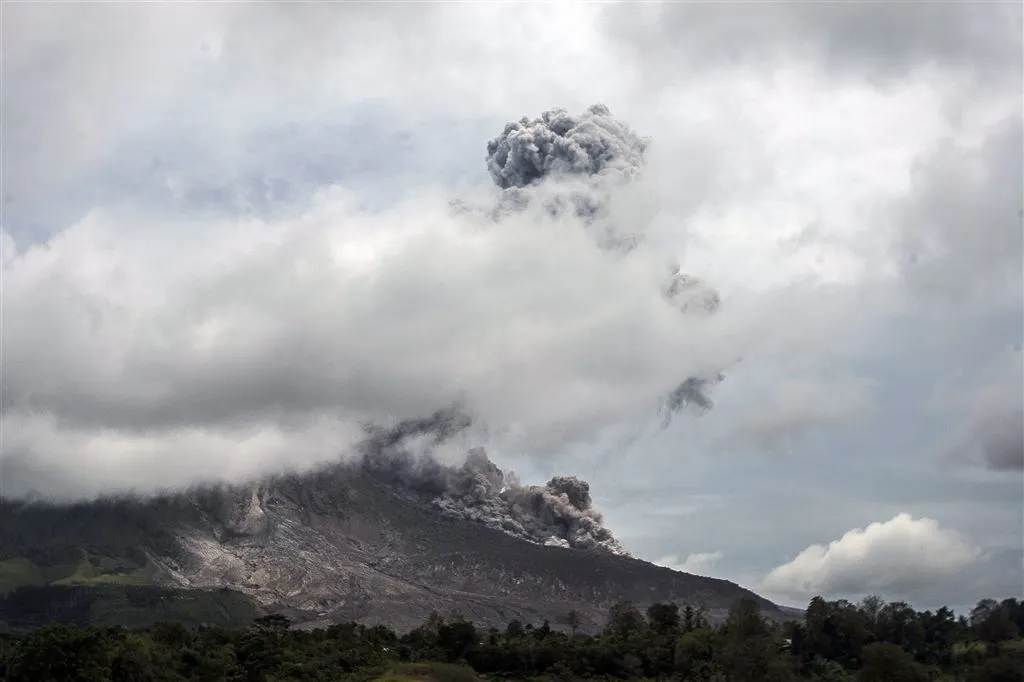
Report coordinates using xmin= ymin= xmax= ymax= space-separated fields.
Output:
xmin=158 ymin=461 xmax=781 ymax=632
xmin=0 ymin=413 xmax=784 ymax=632
xmin=357 ymin=408 xmax=627 ymax=555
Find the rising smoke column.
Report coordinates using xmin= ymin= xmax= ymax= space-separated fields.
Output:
xmin=486 ymin=104 xmax=725 ymax=424
xmin=351 ymin=107 xmax=732 ymax=555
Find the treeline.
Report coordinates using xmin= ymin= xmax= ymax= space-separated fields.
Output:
xmin=0 ymin=595 xmax=1022 ymax=681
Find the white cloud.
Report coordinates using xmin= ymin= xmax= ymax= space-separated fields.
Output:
xmin=762 ymin=513 xmax=982 ymax=604
xmin=895 ymin=116 xmax=1023 ymax=311
xmin=603 ymin=2 xmax=1021 ymax=88
xmin=1 ymin=2 xmax=236 ymax=207
xmin=3 ymin=180 xmax=755 ymax=498
xmin=656 ymin=551 xmax=724 ymax=577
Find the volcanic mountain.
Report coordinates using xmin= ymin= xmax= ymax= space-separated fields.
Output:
xmin=0 ymin=410 xmax=785 ymax=632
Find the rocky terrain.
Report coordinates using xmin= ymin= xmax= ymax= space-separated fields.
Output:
xmin=0 ymin=412 xmax=786 ymax=632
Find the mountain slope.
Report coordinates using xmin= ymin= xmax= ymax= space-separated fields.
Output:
xmin=0 ymin=458 xmax=783 ymax=632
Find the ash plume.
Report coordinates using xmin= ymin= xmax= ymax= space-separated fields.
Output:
xmin=660 ymin=372 xmax=727 ymax=429
xmin=481 ymin=105 xmax=727 ymax=421
xmin=483 ymin=104 xmax=650 ymax=253
xmin=358 ymin=411 xmax=628 ymax=555
xmin=486 ymin=104 xmax=648 ymax=190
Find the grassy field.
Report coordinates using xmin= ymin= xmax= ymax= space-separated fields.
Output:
xmin=0 ymin=550 xmax=154 ymax=596
xmin=52 ymin=552 xmax=153 ymax=587
xmin=0 ymin=551 xmax=259 ymax=630
xmin=372 ymin=662 xmax=479 ymax=682
xmin=0 ymin=583 xmax=260 ymax=630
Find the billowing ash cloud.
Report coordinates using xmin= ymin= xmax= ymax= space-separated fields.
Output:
xmin=486 ymin=104 xmax=648 ymax=190
xmin=483 ymin=104 xmax=651 ymax=253
xmin=359 ymin=410 xmax=627 ymax=555
xmin=437 ymin=451 xmax=627 ymax=555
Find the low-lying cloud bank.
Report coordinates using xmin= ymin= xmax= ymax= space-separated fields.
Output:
xmin=1 ymin=105 xmax=733 ymax=501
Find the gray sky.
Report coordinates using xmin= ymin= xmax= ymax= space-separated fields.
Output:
xmin=2 ymin=1 xmax=1021 ymax=613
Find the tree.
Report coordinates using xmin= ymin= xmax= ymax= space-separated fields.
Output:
xmin=720 ymin=599 xmax=778 ymax=682
xmin=535 ymin=619 xmax=552 ymax=640
xmin=974 ymin=654 xmax=1024 ymax=682
xmin=604 ymin=601 xmax=645 ymax=641
xmin=972 ymin=599 xmax=1018 ymax=652
xmin=437 ymin=621 xmax=479 ymax=662
xmin=1001 ymin=598 xmax=1024 ymax=635
xmin=859 ymin=594 xmax=886 ymax=630
xmin=877 ymin=601 xmax=924 ymax=651
xmin=252 ymin=614 xmax=291 ymax=637
xmin=566 ymin=609 xmax=582 ymax=638
xmin=8 ymin=624 xmax=117 ymax=682
xmin=682 ymin=604 xmax=709 ymax=632
xmin=917 ymin=606 xmax=958 ymax=666
xmin=674 ymin=628 xmax=716 ymax=680
xmin=647 ymin=602 xmax=681 ymax=637
xmin=505 ymin=619 xmax=525 ymax=638
xmin=109 ymin=633 xmax=156 ymax=682
xmin=858 ymin=642 xmax=929 ymax=682
xmin=725 ymin=598 xmax=770 ymax=640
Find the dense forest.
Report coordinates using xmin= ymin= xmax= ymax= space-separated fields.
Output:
xmin=0 ymin=594 xmax=1021 ymax=682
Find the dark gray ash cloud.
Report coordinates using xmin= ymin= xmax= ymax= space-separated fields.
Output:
xmin=484 ymin=104 xmax=652 ymax=253
xmin=359 ymin=409 xmax=627 ymax=555
xmin=486 ymin=104 xmax=648 ymax=190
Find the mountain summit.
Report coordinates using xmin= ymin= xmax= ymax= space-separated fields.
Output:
xmin=0 ymin=411 xmax=784 ymax=631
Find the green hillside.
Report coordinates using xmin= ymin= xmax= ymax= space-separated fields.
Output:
xmin=0 ymin=584 xmax=260 ymax=631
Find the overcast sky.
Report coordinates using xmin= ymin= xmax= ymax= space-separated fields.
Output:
xmin=2 ymin=1 xmax=1021 ymax=613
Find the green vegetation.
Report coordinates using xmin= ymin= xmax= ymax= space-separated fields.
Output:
xmin=373 ymin=662 xmax=480 ymax=682
xmin=0 ymin=584 xmax=260 ymax=631
xmin=1 ymin=595 xmax=1022 ymax=681
xmin=0 ymin=558 xmax=48 ymax=595
xmin=55 ymin=551 xmax=154 ymax=587
xmin=0 ymin=550 xmax=155 ymax=596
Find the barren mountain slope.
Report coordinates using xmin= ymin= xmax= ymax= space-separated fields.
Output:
xmin=1 ymin=458 xmax=783 ymax=632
